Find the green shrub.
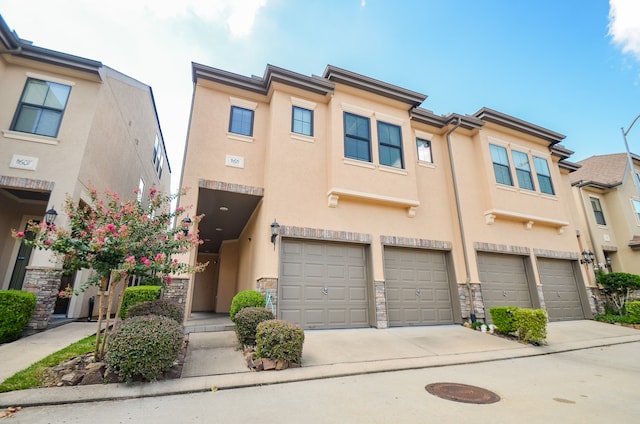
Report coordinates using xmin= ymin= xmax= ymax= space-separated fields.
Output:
xmin=598 ymin=272 xmax=640 ymax=315
xmin=595 ymin=313 xmax=633 ymax=324
xmin=119 ymin=285 xmax=162 ymax=319
xmin=106 ymin=315 xmax=183 ymax=382
xmin=513 ymin=308 xmax=547 ymax=344
xmin=0 ymin=290 xmax=37 ymax=343
xmin=230 ymin=290 xmax=265 ymax=323
xmin=235 ymin=307 xmax=274 ymax=346
xmin=127 ymin=299 xmax=184 ymax=324
xmin=626 ymin=301 xmax=640 ymax=324
xmin=488 ymin=306 xmax=519 ymax=334
xmin=255 ymin=319 xmax=305 ymax=364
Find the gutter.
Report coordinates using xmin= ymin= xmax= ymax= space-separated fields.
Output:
xmin=446 ymin=117 xmax=476 ymax=322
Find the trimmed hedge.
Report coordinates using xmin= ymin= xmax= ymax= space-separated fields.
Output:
xmin=106 ymin=315 xmax=184 ymax=382
xmin=513 ymin=308 xmax=547 ymax=344
xmin=235 ymin=307 xmax=274 ymax=346
xmin=488 ymin=306 xmax=519 ymax=334
xmin=255 ymin=319 xmax=304 ymax=364
xmin=119 ymin=285 xmax=162 ymax=319
xmin=627 ymin=301 xmax=640 ymax=324
xmin=230 ymin=290 xmax=265 ymax=323
xmin=0 ymin=290 xmax=37 ymax=343
xmin=127 ymin=299 xmax=184 ymax=324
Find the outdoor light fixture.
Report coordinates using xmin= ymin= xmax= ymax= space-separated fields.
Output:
xmin=44 ymin=208 xmax=58 ymax=227
xmin=181 ymin=216 xmax=192 ymax=236
xmin=580 ymin=250 xmax=595 ymax=265
xmin=270 ymin=219 xmax=280 ymax=249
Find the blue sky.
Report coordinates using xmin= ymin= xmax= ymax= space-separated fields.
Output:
xmin=1 ymin=1 xmax=639 ymax=192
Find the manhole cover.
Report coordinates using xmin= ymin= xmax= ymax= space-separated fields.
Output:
xmin=425 ymin=382 xmax=500 ymax=404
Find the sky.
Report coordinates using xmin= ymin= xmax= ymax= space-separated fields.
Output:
xmin=1 ymin=0 xmax=639 ymax=193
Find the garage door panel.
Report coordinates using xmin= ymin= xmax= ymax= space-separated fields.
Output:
xmin=478 ymin=253 xmax=533 ymax=317
xmin=282 ymin=262 xmax=302 ymax=277
xmin=348 ymin=265 xmax=366 ymax=279
xmin=538 ymin=258 xmax=584 ymax=321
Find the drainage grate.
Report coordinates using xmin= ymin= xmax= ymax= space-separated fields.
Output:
xmin=425 ymin=382 xmax=500 ymax=404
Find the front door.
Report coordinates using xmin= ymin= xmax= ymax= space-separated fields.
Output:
xmin=9 ymin=222 xmax=38 ymax=290
xmin=53 ymin=272 xmax=76 ymax=315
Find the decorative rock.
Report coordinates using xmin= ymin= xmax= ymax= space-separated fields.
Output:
xmin=79 ymin=366 xmax=104 ymax=385
xmin=60 ymin=372 xmax=83 ymax=386
xmin=262 ymin=358 xmax=276 ymax=370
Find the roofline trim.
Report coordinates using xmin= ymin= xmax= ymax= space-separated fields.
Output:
xmin=474 ymin=107 xmax=565 ymax=144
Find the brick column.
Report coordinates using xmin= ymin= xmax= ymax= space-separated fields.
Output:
xmin=458 ymin=283 xmax=485 ymax=321
xmin=22 ymin=267 xmax=61 ymax=330
xmin=161 ymin=278 xmax=188 ymax=316
xmin=374 ymin=280 xmax=388 ymax=328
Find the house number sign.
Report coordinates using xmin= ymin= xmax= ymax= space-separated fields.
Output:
xmin=10 ymin=154 xmax=38 ymax=171
xmin=225 ymin=155 xmax=245 ymax=169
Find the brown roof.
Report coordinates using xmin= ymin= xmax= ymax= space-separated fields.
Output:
xmin=569 ymin=153 xmax=629 ymax=186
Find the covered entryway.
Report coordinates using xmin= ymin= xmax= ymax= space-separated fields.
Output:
xmin=537 ymin=258 xmax=585 ymax=321
xmin=384 ymin=247 xmax=454 ymax=326
xmin=477 ymin=252 xmax=535 ymax=320
xmin=279 ymin=239 xmax=369 ymax=329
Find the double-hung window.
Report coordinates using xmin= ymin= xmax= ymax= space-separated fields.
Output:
xmin=416 ymin=138 xmax=432 ymax=163
xmin=633 ymin=200 xmax=640 ymax=224
xmin=377 ymin=121 xmax=403 ymax=168
xmin=12 ymin=78 xmax=71 ymax=137
xmin=152 ymin=135 xmax=163 ymax=178
xmin=489 ymin=144 xmax=513 ymax=186
xmin=533 ymin=156 xmax=555 ymax=195
xmin=590 ymin=197 xmax=607 ymax=226
xmin=512 ymin=150 xmax=535 ymax=191
xmin=292 ymin=106 xmax=313 ymax=136
xmin=344 ymin=112 xmax=371 ymax=162
xmin=229 ymin=106 xmax=254 ymax=136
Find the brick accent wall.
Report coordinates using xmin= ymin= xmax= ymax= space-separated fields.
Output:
xmin=457 ymin=283 xmax=485 ymax=320
xmin=0 ymin=175 xmax=55 ymax=191
xmin=380 ymin=236 xmax=452 ymax=250
xmin=161 ymin=278 xmax=188 ymax=317
xmin=280 ymin=226 xmax=372 ymax=243
xmin=373 ymin=280 xmax=388 ymax=328
xmin=474 ymin=242 xmax=531 ymax=255
xmin=22 ymin=267 xmax=61 ymax=330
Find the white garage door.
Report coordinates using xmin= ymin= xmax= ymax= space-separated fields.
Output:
xmin=538 ymin=258 xmax=585 ymax=321
xmin=279 ymin=239 xmax=369 ymax=329
xmin=384 ymin=247 xmax=454 ymax=326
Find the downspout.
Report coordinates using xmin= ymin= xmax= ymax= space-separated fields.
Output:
xmin=446 ymin=117 xmax=476 ymax=322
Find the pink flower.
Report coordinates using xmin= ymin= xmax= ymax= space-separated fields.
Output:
xmin=16 ymin=231 xmax=25 ymax=238
xmin=155 ymin=253 xmax=165 ymax=262
xmin=44 ymin=239 xmax=52 ymax=246
xmin=141 ymin=257 xmax=151 ymax=266
xmin=125 ymin=256 xmax=136 ymax=265
xmin=106 ymin=223 xmax=116 ymax=233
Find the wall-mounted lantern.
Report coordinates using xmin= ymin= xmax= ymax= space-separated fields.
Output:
xmin=270 ymin=219 xmax=280 ymax=249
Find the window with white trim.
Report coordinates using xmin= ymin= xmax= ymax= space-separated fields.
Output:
xmin=533 ymin=156 xmax=555 ymax=195
xmin=489 ymin=144 xmax=513 ymax=186
xmin=344 ymin=112 xmax=371 ymax=162
xmin=11 ymin=78 xmax=71 ymax=137
xmin=229 ymin=106 xmax=254 ymax=136
xmin=377 ymin=121 xmax=403 ymax=168
xmin=512 ymin=150 xmax=535 ymax=191
xmin=633 ymin=199 xmax=640 ymax=224
xmin=292 ymin=106 xmax=313 ymax=136
xmin=416 ymin=138 xmax=432 ymax=163
xmin=590 ymin=197 xmax=607 ymax=226
xmin=152 ymin=135 xmax=163 ymax=178
xmin=137 ymin=178 xmax=145 ymax=203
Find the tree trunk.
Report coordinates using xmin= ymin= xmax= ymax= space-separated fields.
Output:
xmin=114 ymin=275 xmax=129 ymax=322
xmin=99 ymin=275 xmax=120 ymax=359
xmin=94 ymin=276 xmax=108 ymax=359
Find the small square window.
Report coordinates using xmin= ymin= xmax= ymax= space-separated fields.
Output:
xmin=416 ymin=138 xmax=432 ymax=163
xmin=229 ymin=106 xmax=254 ymax=136
xmin=292 ymin=106 xmax=313 ymax=136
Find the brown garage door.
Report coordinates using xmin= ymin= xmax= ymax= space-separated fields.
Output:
xmin=279 ymin=239 xmax=369 ymax=329
xmin=477 ymin=252 xmax=534 ymax=321
xmin=384 ymin=247 xmax=454 ymax=326
xmin=537 ymin=258 xmax=585 ymax=321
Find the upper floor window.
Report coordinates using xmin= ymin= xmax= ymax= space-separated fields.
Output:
xmin=344 ymin=112 xmax=371 ymax=162
xmin=137 ymin=178 xmax=145 ymax=203
xmin=229 ymin=106 xmax=254 ymax=136
xmin=512 ymin=150 xmax=535 ymax=191
xmin=11 ymin=78 xmax=71 ymax=137
xmin=533 ymin=156 xmax=555 ymax=195
xmin=633 ymin=200 xmax=640 ymax=224
xmin=292 ymin=106 xmax=313 ymax=136
xmin=590 ymin=197 xmax=607 ymax=226
xmin=377 ymin=121 xmax=403 ymax=168
xmin=490 ymin=144 xmax=513 ymax=186
xmin=152 ymin=135 xmax=163 ymax=179
xmin=416 ymin=138 xmax=432 ymax=163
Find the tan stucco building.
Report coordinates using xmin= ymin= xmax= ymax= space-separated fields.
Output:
xmin=0 ymin=16 xmax=170 ymax=323
xmin=180 ymin=62 xmax=595 ymax=329
xmin=570 ymin=153 xmax=640 ymax=279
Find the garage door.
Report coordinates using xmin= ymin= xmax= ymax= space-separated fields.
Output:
xmin=537 ymin=258 xmax=585 ymax=321
xmin=279 ymin=239 xmax=369 ymax=329
xmin=384 ymin=247 xmax=454 ymax=326
xmin=477 ymin=252 xmax=534 ymax=321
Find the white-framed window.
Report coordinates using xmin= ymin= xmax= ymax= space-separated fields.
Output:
xmin=11 ymin=78 xmax=71 ymax=137
xmin=533 ymin=156 xmax=555 ymax=195
xmin=633 ymin=199 xmax=640 ymax=224
xmin=229 ymin=106 xmax=254 ymax=136
xmin=489 ymin=144 xmax=513 ymax=186
xmin=344 ymin=112 xmax=372 ymax=162
xmin=590 ymin=196 xmax=607 ymax=226
xmin=137 ymin=178 xmax=145 ymax=203
xmin=377 ymin=121 xmax=404 ymax=168
xmin=512 ymin=150 xmax=535 ymax=191
xmin=416 ymin=138 xmax=432 ymax=163
xmin=292 ymin=106 xmax=313 ymax=136
xmin=152 ymin=135 xmax=163 ymax=178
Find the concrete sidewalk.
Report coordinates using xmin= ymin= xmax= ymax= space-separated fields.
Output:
xmin=1 ymin=320 xmax=639 ymax=408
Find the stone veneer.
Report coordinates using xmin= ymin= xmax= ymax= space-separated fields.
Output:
xmin=22 ymin=267 xmax=61 ymax=330
xmin=585 ymin=286 xmax=605 ymax=315
xmin=161 ymin=278 xmax=188 ymax=317
xmin=373 ymin=281 xmax=388 ymax=328
xmin=457 ymin=283 xmax=485 ymax=320
xmin=280 ymin=225 xmax=371 ymax=243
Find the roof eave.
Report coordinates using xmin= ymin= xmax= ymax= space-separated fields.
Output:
xmin=474 ymin=107 xmax=565 ymax=145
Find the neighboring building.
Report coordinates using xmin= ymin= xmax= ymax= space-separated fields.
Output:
xmin=570 ymin=153 xmax=640 ymax=279
xmin=179 ymin=62 xmax=594 ymax=329
xmin=0 ymin=15 xmax=170 ymax=324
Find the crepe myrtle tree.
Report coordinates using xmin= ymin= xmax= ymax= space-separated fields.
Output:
xmin=12 ymin=186 xmax=207 ymax=359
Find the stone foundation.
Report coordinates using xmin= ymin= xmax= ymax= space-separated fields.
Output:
xmin=585 ymin=286 xmax=605 ymax=316
xmin=457 ymin=283 xmax=485 ymax=320
xmin=22 ymin=267 xmax=61 ymax=330
xmin=162 ymin=278 xmax=188 ymax=312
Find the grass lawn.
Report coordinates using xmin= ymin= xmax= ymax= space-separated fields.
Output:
xmin=0 ymin=335 xmax=96 ymax=393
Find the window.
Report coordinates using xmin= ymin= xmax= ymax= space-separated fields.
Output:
xmin=292 ymin=106 xmax=313 ymax=136
xmin=416 ymin=138 xmax=432 ymax=163
xmin=137 ymin=179 xmax=145 ymax=203
xmin=490 ymin=144 xmax=513 ymax=186
xmin=229 ymin=106 xmax=254 ymax=136
xmin=590 ymin=197 xmax=607 ymax=226
xmin=533 ymin=156 xmax=555 ymax=195
xmin=344 ymin=112 xmax=371 ymax=162
xmin=633 ymin=200 xmax=640 ymax=224
xmin=377 ymin=121 xmax=403 ymax=168
xmin=11 ymin=78 xmax=71 ymax=137
xmin=152 ymin=135 xmax=163 ymax=178
xmin=512 ymin=150 xmax=535 ymax=191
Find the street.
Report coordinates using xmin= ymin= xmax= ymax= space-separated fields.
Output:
xmin=7 ymin=341 xmax=639 ymax=423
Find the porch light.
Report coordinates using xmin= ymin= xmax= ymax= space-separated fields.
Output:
xmin=181 ymin=216 xmax=192 ymax=236
xmin=580 ymin=250 xmax=595 ymax=265
xmin=270 ymin=219 xmax=280 ymax=248
xmin=44 ymin=208 xmax=58 ymax=227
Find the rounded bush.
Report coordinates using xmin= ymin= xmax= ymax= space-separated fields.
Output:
xmin=119 ymin=285 xmax=162 ymax=319
xmin=230 ymin=290 xmax=265 ymax=323
xmin=0 ymin=290 xmax=37 ymax=343
xmin=106 ymin=315 xmax=184 ymax=382
xmin=235 ymin=307 xmax=274 ymax=346
xmin=255 ymin=319 xmax=305 ymax=364
xmin=127 ymin=299 xmax=184 ymax=324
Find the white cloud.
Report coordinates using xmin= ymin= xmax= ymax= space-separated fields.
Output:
xmin=609 ymin=0 xmax=640 ymax=60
